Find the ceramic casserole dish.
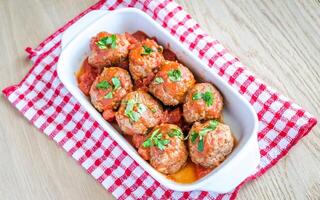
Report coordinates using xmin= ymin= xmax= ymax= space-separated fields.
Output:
xmin=57 ymin=8 xmax=260 ymax=193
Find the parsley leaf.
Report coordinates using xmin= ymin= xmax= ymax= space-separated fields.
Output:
xmin=192 ymin=92 xmax=202 ymax=100
xmin=125 ymin=99 xmax=135 ymax=114
xmin=191 ymin=120 xmax=219 ymax=152
xmin=137 ymin=103 xmax=147 ymax=114
xmin=190 ymin=132 xmax=198 ymax=143
xmin=198 ymin=138 xmax=204 ymax=151
xmin=96 ymin=81 xmax=111 ymax=89
xmin=202 ymin=91 xmax=214 ymax=106
xmin=142 ymin=138 xmax=152 ymax=148
xmin=124 ymin=100 xmax=140 ymax=122
xmin=124 ymin=100 xmax=147 ymax=122
xmin=141 ymin=45 xmax=154 ymax=55
xmin=111 ymin=77 xmax=121 ymax=90
xmin=142 ymin=129 xmax=170 ymax=150
xmin=167 ymin=69 xmax=182 ymax=82
xmin=154 ymin=77 xmax=164 ymax=84
xmin=104 ymin=92 xmax=113 ymax=99
xmin=96 ymin=34 xmax=117 ymax=49
xmin=126 ymin=111 xmax=140 ymax=122
xmin=192 ymin=91 xmax=214 ymax=107
xmin=168 ymin=128 xmax=183 ymax=139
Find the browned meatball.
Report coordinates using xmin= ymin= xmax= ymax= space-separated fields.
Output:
xmin=149 ymin=61 xmax=195 ymax=106
xmin=188 ymin=120 xmax=234 ymax=168
xmin=129 ymin=39 xmax=164 ymax=82
xmin=141 ymin=124 xmax=188 ymax=174
xmin=88 ymin=32 xmax=131 ymax=68
xmin=183 ymin=83 xmax=223 ymax=123
xmin=115 ymin=91 xmax=163 ymax=136
xmin=89 ymin=67 xmax=133 ymax=121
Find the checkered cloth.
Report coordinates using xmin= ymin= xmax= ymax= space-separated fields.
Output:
xmin=3 ymin=0 xmax=317 ymax=199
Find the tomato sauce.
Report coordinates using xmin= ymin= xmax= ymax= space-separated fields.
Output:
xmin=77 ymin=57 xmax=102 ymax=96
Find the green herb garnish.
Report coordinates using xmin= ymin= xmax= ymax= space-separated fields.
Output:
xmin=190 ymin=120 xmax=219 ymax=152
xmin=167 ymin=69 xmax=182 ymax=82
xmin=111 ymin=77 xmax=121 ymax=90
xmin=168 ymin=128 xmax=183 ymax=139
xmin=190 ymin=131 xmax=198 ymax=143
xmin=124 ymin=100 xmax=147 ymax=122
xmin=126 ymin=110 xmax=140 ymax=122
xmin=96 ymin=81 xmax=111 ymax=89
xmin=141 ymin=45 xmax=154 ymax=55
xmin=104 ymin=92 xmax=113 ymax=99
xmin=202 ymin=91 xmax=214 ymax=106
xmin=142 ymin=129 xmax=170 ymax=150
xmin=137 ymin=103 xmax=147 ymax=113
xmin=96 ymin=34 xmax=117 ymax=49
xmin=192 ymin=91 xmax=214 ymax=106
xmin=198 ymin=138 xmax=204 ymax=152
xmin=154 ymin=77 xmax=164 ymax=84
xmin=192 ymin=92 xmax=202 ymax=100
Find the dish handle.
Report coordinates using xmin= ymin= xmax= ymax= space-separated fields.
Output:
xmin=200 ymin=136 xmax=261 ymax=193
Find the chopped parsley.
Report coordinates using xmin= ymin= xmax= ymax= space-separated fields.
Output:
xmin=96 ymin=77 xmax=121 ymax=99
xmin=96 ymin=81 xmax=111 ymax=89
xmin=141 ymin=45 xmax=154 ymax=55
xmin=142 ymin=129 xmax=170 ymax=150
xmin=192 ymin=91 xmax=214 ymax=106
xmin=96 ymin=34 xmax=117 ymax=49
xmin=154 ymin=77 xmax=164 ymax=84
xmin=124 ymin=99 xmax=147 ymax=122
xmin=104 ymin=92 xmax=113 ymax=99
xmin=167 ymin=69 xmax=182 ymax=82
xmin=190 ymin=120 xmax=219 ymax=152
xmin=168 ymin=128 xmax=184 ymax=139
xmin=192 ymin=92 xmax=202 ymax=100
xmin=111 ymin=77 xmax=121 ymax=90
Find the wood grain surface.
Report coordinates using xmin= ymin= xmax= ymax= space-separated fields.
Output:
xmin=0 ymin=0 xmax=319 ymax=199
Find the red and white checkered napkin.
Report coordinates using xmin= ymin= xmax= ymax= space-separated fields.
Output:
xmin=3 ymin=0 xmax=317 ymax=199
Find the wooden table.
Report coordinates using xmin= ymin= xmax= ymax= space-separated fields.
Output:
xmin=1 ymin=0 xmax=319 ymax=199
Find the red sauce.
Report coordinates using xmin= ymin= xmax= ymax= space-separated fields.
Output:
xmin=163 ymin=48 xmax=177 ymax=61
xmin=132 ymin=31 xmax=149 ymax=42
xmin=77 ymin=57 xmax=101 ymax=96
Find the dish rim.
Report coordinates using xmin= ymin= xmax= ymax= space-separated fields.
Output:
xmin=57 ymin=8 xmax=260 ymax=192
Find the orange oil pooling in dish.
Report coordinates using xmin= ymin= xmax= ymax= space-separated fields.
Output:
xmin=167 ymin=160 xmax=198 ymax=184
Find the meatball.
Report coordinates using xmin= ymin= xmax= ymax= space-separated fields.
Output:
xmin=183 ymin=83 xmax=223 ymax=123
xmin=88 ymin=32 xmax=131 ymax=68
xmin=149 ymin=61 xmax=195 ymax=106
xmin=115 ymin=91 xmax=163 ymax=135
xmin=89 ymin=67 xmax=133 ymax=121
xmin=188 ymin=120 xmax=234 ymax=168
xmin=129 ymin=39 xmax=164 ymax=82
xmin=141 ymin=124 xmax=188 ymax=174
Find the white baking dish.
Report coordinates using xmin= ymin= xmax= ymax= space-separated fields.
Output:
xmin=57 ymin=8 xmax=260 ymax=193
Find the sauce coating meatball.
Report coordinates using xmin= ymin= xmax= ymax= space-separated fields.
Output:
xmin=188 ymin=120 xmax=234 ymax=168
xmin=142 ymin=124 xmax=188 ymax=174
xmin=129 ymin=39 xmax=164 ymax=82
xmin=89 ymin=67 xmax=133 ymax=121
xmin=183 ymin=83 xmax=223 ymax=123
xmin=88 ymin=32 xmax=131 ymax=68
xmin=149 ymin=61 xmax=195 ymax=106
xmin=115 ymin=91 xmax=163 ymax=135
